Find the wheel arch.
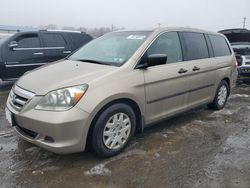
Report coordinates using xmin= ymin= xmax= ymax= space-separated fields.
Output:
xmin=221 ymin=77 xmax=231 ymax=95
xmin=85 ymin=97 xmax=145 ymax=150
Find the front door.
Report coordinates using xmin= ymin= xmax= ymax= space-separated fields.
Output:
xmin=2 ymin=33 xmax=46 ymax=80
xmin=142 ymin=32 xmax=190 ymax=124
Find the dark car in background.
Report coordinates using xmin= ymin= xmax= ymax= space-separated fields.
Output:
xmin=0 ymin=30 xmax=92 ymax=81
xmin=219 ymin=29 xmax=250 ymax=79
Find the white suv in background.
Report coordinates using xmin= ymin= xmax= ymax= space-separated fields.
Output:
xmin=219 ymin=29 xmax=250 ymax=79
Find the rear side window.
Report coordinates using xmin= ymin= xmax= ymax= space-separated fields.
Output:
xmin=16 ymin=34 xmax=40 ymax=48
xmin=68 ymin=33 xmax=92 ymax=50
xmin=42 ymin=33 xmax=67 ymax=47
xmin=181 ymin=32 xmax=209 ymax=61
xmin=209 ymin=35 xmax=231 ymax=57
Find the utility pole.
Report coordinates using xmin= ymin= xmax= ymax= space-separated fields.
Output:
xmin=243 ymin=17 xmax=247 ymax=28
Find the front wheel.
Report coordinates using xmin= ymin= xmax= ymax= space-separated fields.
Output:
xmin=91 ymin=103 xmax=136 ymax=157
xmin=208 ymin=80 xmax=229 ymax=110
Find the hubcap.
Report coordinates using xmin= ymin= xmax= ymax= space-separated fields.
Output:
xmin=103 ymin=113 xmax=131 ymax=150
xmin=218 ymin=85 xmax=227 ymax=106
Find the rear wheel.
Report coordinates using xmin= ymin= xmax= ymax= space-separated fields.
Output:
xmin=91 ymin=103 xmax=136 ymax=157
xmin=208 ymin=80 xmax=229 ymax=110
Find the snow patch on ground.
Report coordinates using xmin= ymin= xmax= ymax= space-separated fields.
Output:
xmin=25 ymin=147 xmax=41 ymax=155
xmin=154 ymin=152 xmax=160 ymax=158
xmin=0 ymin=130 xmax=14 ymax=138
xmin=84 ymin=164 xmax=111 ymax=176
xmin=193 ymin=120 xmax=205 ymax=125
xmin=193 ymin=130 xmax=250 ymax=188
xmin=84 ymin=148 xmax=146 ymax=176
xmin=158 ymin=130 xmax=175 ymax=138
xmin=210 ymin=107 xmax=242 ymax=117
xmin=230 ymin=94 xmax=249 ymax=99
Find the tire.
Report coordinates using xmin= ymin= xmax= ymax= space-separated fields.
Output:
xmin=91 ymin=103 xmax=136 ymax=157
xmin=208 ymin=80 xmax=229 ymax=110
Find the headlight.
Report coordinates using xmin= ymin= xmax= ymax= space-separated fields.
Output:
xmin=35 ymin=84 xmax=88 ymax=111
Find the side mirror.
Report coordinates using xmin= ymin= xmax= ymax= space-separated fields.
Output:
xmin=136 ymin=53 xmax=167 ymax=69
xmin=8 ymin=41 xmax=18 ymax=49
xmin=147 ymin=54 xmax=167 ymax=67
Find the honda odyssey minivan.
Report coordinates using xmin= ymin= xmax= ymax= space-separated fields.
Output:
xmin=6 ymin=28 xmax=237 ymax=157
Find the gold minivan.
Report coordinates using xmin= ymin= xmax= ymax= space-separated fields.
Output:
xmin=6 ymin=28 xmax=237 ymax=157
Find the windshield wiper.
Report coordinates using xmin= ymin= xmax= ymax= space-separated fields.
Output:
xmin=74 ymin=59 xmax=110 ymax=65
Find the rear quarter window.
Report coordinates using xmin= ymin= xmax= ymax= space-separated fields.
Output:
xmin=209 ymin=35 xmax=231 ymax=57
xmin=68 ymin=33 xmax=92 ymax=50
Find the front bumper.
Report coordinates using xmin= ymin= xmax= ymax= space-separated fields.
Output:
xmin=6 ymin=93 xmax=92 ymax=154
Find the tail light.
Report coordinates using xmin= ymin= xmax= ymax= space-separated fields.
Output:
xmin=233 ymin=56 xmax=238 ymax=69
xmin=235 ymin=55 xmax=243 ymax=67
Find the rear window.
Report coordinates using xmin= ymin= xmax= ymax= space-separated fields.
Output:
xmin=43 ymin=33 xmax=67 ymax=47
xmin=181 ymin=32 xmax=209 ymax=61
xmin=68 ymin=33 xmax=92 ymax=50
xmin=209 ymin=35 xmax=231 ymax=57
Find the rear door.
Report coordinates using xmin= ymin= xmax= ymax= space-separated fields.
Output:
xmin=2 ymin=33 xmax=46 ymax=79
xmin=179 ymin=32 xmax=217 ymax=107
xmin=142 ymin=32 xmax=190 ymax=123
xmin=40 ymin=32 xmax=68 ymax=62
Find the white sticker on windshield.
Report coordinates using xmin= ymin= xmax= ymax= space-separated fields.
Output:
xmin=114 ymin=57 xmax=124 ymax=62
xmin=127 ymin=35 xmax=146 ymax=40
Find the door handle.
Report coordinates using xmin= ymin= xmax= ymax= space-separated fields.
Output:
xmin=178 ymin=68 xmax=188 ymax=74
xmin=33 ymin=52 xmax=44 ymax=55
xmin=192 ymin=66 xmax=200 ymax=71
xmin=63 ymin=51 xmax=72 ymax=54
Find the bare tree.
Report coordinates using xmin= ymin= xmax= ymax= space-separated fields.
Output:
xmin=37 ymin=24 xmax=125 ymax=38
xmin=62 ymin=26 xmax=76 ymax=31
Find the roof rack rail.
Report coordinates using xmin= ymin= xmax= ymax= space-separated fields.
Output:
xmin=39 ymin=29 xmax=82 ymax=33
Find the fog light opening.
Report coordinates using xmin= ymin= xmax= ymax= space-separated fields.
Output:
xmin=44 ymin=136 xmax=55 ymax=143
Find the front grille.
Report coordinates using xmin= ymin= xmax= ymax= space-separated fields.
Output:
xmin=9 ymin=85 xmax=35 ymax=111
xmin=11 ymin=92 xmax=28 ymax=108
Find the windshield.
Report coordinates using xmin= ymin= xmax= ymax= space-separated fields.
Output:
xmin=69 ymin=31 xmax=152 ymax=66
xmin=231 ymin=42 xmax=250 ymax=49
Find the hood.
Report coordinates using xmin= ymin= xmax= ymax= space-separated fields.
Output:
xmin=219 ymin=29 xmax=250 ymax=43
xmin=16 ymin=60 xmax=117 ymax=95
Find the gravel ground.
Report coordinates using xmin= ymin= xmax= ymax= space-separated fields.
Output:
xmin=0 ymin=82 xmax=249 ymax=188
